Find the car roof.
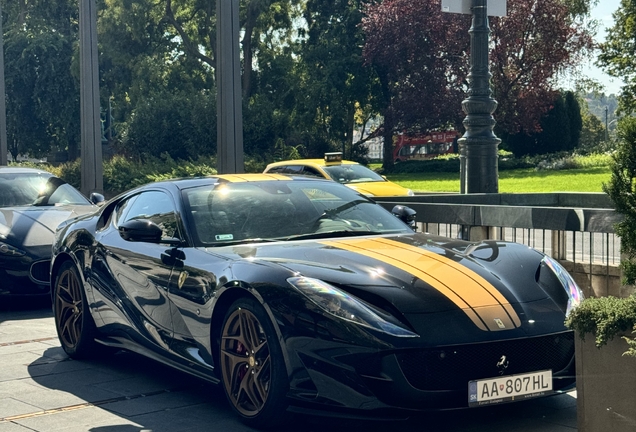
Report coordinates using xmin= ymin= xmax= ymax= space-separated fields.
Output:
xmin=147 ymin=173 xmax=333 ymax=191
xmin=266 ymin=159 xmax=359 ymax=168
xmin=0 ymin=166 xmax=54 ymax=175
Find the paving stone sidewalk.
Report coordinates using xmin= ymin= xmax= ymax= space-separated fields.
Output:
xmin=0 ymin=299 xmax=578 ymax=432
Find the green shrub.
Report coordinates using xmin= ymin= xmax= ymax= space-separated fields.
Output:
xmin=498 ymin=157 xmax=535 ymax=170
xmin=102 ymin=155 xmax=149 ymax=194
xmin=566 ymin=117 xmax=636 ymax=357
xmin=391 ymin=158 xmax=460 ymax=174
xmin=8 ymin=160 xmax=81 ymax=188
xmin=56 ymin=160 xmax=82 ymax=189
xmin=603 ymin=117 xmax=636 ymax=286
xmin=102 ymin=154 xmax=219 ymax=194
xmin=574 ymin=153 xmax=613 ymax=168
xmin=387 ymin=150 xmax=608 ymax=174
xmin=565 ymin=295 xmax=636 ymax=352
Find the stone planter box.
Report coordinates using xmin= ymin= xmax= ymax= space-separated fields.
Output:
xmin=575 ymin=332 xmax=636 ymax=432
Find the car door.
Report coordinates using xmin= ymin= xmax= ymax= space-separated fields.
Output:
xmin=164 ymin=247 xmax=225 ymax=371
xmin=162 ymin=185 xmax=232 ymax=371
xmin=92 ymin=190 xmax=182 ymax=351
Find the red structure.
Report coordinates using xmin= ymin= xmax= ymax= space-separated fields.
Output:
xmin=393 ymin=131 xmax=459 ymax=162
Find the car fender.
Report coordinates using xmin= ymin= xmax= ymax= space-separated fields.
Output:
xmin=211 ymin=280 xmax=299 ymax=382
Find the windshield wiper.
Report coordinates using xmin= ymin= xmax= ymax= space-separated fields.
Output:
xmin=207 ymin=238 xmax=279 ymax=246
xmin=312 ymin=199 xmax=368 ymax=223
xmin=283 ymin=230 xmax=384 ymax=241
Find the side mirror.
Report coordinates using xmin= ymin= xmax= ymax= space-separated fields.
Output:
xmin=119 ymin=219 xmax=162 ymax=243
xmin=119 ymin=219 xmax=183 ymax=245
xmin=90 ymin=192 xmax=106 ymax=206
xmin=392 ymin=205 xmax=417 ymax=231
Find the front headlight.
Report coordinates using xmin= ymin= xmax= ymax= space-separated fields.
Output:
xmin=288 ymin=276 xmax=418 ymax=337
xmin=541 ymin=256 xmax=583 ymax=316
xmin=0 ymin=242 xmax=26 ymax=257
xmin=407 ymin=189 xmax=415 ymax=196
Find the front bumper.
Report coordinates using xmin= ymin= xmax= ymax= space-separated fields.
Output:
xmin=286 ymin=331 xmax=576 ymax=416
xmin=0 ymin=256 xmax=51 ymax=296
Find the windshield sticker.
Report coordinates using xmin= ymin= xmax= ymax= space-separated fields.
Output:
xmin=215 ymin=234 xmax=234 ymax=241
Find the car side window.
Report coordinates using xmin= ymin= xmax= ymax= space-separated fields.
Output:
xmin=120 ymin=191 xmax=181 ymax=239
xmin=283 ymin=165 xmax=304 ymax=174
xmin=301 ymin=167 xmax=323 ymax=178
xmin=113 ymin=195 xmax=137 ymax=226
xmin=267 ymin=166 xmax=287 ymax=174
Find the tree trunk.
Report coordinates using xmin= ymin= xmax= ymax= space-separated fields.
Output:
xmin=382 ymin=108 xmax=394 ymax=172
xmin=18 ymin=0 xmax=26 ymax=27
xmin=345 ymin=105 xmax=355 ymax=159
xmin=68 ymin=137 xmax=79 ymax=161
xmin=377 ymin=69 xmax=394 ymax=172
xmin=241 ymin=1 xmax=260 ymax=99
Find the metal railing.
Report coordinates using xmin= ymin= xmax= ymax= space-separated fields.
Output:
xmin=375 ymin=193 xmax=626 ymax=297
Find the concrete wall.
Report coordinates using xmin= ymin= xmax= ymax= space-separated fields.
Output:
xmin=575 ymin=332 xmax=636 ymax=432
xmin=559 ymin=261 xmax=634 ymax=299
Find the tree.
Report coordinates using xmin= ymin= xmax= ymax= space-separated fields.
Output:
xmin=565 ymin=91 xmax=583 ymax=148
xmin=578 ymin=106 xmax=607 ymax=153
xmin=361 ymin=0 xmax=594 ymax=168
xmin=97 ymin=0 xmax=213 ymax=154
xmin=603 ymin=117 xmax=636 ymax=284
xmin=361 ymin=0 xmax=468 ymax=170
xmin=3 ymin=0 xmax=81 ymax=160
xmin=504 ymin=90 xmax=583 ymax=156
xmin=490 ymin=1 xmax=594 ymax=135
xmin=597 ymin=0 xmax=636 ymax=114
xmin=97 ymin=0 xmax=303 ymax=159
xmin=293 ymin=0 xmax=378 ymax=160
xmin=121 ymin=90 xmax=216 ymax=160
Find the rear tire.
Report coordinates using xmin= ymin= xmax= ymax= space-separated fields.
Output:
xmin=219 ymin=297 xmax=290 ymax=429
xmin=53 ymin=261 xmax=101 ymax=359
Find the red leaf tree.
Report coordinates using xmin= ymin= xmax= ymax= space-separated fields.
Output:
xmin=361 ymin=0 xmax=594 ymax=168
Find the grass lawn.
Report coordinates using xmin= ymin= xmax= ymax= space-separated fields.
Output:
xmin=386 ymin=166 xmax=612 ymax=193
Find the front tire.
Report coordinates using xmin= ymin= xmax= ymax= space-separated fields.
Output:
xmin=53 ymin=260 xmax=100 ymax=359
xmin=219 ymin=297 xmax=290 ymax=429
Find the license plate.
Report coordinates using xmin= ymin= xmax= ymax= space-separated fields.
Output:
xmin=468 ymin=370 xmax=553 ymax=407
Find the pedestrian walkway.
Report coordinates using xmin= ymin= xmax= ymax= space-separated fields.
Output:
xmin=0 ymin=300 xmax=578 ymax=432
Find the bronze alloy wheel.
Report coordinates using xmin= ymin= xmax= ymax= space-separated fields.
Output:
xmin=55 ymin=266 xmax=85 ymax=350
xmin=53 ymin=261 xmax=99 ymax=359
xmin=220 ymin=306 xmax=272 ymax=417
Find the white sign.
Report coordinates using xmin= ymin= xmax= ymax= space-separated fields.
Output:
xmin=441 ymin=0 xmax=507 ymax=17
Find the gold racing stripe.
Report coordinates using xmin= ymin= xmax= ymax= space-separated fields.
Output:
xmin=321 ymin=238 xmax=521 ymax=331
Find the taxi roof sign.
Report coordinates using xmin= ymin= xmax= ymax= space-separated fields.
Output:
xmin=324 ymin=152 xmax=343 ymax=164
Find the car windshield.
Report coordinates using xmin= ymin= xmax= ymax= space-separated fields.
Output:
xmin=182 ymin=179 xmax=411 ymax=246
xmin=0 ymin=173 xmax=90 ymax=207
xmin=322 ymin=164 xmax=385 ymax=184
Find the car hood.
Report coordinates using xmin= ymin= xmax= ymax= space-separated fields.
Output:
xmin=345 ymin=181 xmax=410 ymax=197
xmin=209 ymin=234 xmax=558 ymax=334
xmin=0 ymin=205 xmax=97 ymax=249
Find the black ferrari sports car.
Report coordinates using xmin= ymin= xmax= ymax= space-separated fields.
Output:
xmin=0 ymin=166 xmax=103 ymax=296
xmin=50 ymin=174 xmax=582 ymax=428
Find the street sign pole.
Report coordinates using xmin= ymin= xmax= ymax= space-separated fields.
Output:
xmin=443 ymin=0 xmax=503 ymax=194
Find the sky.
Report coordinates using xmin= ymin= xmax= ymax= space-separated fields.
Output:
xmin=581 ymin=0 xmax=623 ymax=94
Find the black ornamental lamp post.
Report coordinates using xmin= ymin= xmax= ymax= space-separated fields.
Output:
xmin=457 ymin=0 xmax=500 ymax=194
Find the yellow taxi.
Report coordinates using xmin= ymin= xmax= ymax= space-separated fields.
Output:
xmin=263 ymin=153 xmax=415 ymax=197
